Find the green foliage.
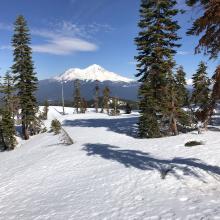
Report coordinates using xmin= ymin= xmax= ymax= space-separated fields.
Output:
xmin=51 ymin=119 xmax=61 ymax=135
xmin=191 ymin=61 xmax=210 ymax=108
xmin=0 ymin=72 xmax=17 ymax=150
xmin=135 ymin=0 xmax=182 ymax=138
xmin=186 ymin=0 xmax=220 ymax=59
xmin=80 ymin=98 xmax=87 ymax=113
xmin=125 ymin=103 xmax=132 ymax=114
xmin=94 ymin=81 xmax=99 ymax=113
xmin=42 ymin=100 xmax=49 ymax=120
xmin=101 ymin=86 xmax=110 ymax=114
xmin=175 ymin=66 xmax=189 ymax=106
xmin=73 ymin=80 xmax=81 ymax=114
xmin=1 ymin=109 xmax=17 ymax=150
xmin=11 ymin=15 xmax=38 ymax=140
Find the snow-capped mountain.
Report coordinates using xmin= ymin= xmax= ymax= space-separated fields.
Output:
xmin=37 ymin=65 xmax=139 ymax=102
xmin=54 ymin=64 xmax=133 ymax=83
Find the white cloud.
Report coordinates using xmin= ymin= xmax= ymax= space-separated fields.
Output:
xmin=32 ymin=36 xmax=97 ymax=55
xmin=177 ymin=50 xmax=190 ymax=56
xmin=0 ymin=21 xmax=101 ymax=55
xmin=30 ymin=21 xmax=113 ymax=55
xmin=186 ymin=78 xmax=193 ymax=85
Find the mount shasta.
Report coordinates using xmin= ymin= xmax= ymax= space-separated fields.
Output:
xmin=37 ymin=64 xmax=139 ymax=102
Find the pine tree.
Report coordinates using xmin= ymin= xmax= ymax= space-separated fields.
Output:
xmin=11 ymin=15 xmax=38 ymax=140
xmin=164 ymin=71 xmax=190 ymax=135
xmin=1 ymin=72 xmax=15 ymax=112
xmin=73 ymin=79 xmax=81 ymax=114
xmin=186 ymin=0 xmax=220 ymax=59
xmin=212 ymin=66 xmax=220 ymax=101
xmin=94 ymin=80 xmax=99 ymax=113
xmin=42 ymin=100 xmax=49 ymax=120
xmin=175 ymin=66 xmax=189 ymax=106
xmin=125 ymin=103 xmax=132 ymax=114
xmin=135 ymin=0 xmax=181 ymax=138
xmin=0 ymin=72 xmax=17 ymax=150
xmin=101 ymin=86 xmax=110 ymax=114
xmin=110 ymin=97 xmax=120 ymax=116
xmin=191 ymin=61 xmax=210 ymax=108
xmin=51 ymin=119 xmax=61 ymax=135
xmin=80 ymin=98 xmax=87 ymax=113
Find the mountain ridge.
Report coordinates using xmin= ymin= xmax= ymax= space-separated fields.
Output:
xmin=54 ymin=64 xmax=134 ymax=83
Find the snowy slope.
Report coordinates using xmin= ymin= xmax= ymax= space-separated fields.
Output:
xmin=54 ymin=64 xmax=133 ymax=82
xmin=1 ymin=107 xmax=220 ymax=219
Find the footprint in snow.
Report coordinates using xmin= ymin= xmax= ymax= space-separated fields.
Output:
xmin=179 ymin=197 xmax=188 ymax=202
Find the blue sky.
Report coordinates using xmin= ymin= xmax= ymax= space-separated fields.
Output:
xmin=0 ymin=0 xmax=219 ymax=80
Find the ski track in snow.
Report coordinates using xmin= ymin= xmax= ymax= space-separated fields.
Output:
xmin=0 ymin=106 xmax=220 ymax=219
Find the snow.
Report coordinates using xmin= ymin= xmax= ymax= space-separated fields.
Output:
xmin=54 ymin=64 xmax=134 ymax=83
xmin=1 ymin=106 xmax=220 ymax=219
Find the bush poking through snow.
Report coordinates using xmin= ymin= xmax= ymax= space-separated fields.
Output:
xmin=41 ymin=127 xmax=47 ymax=133
xmin=185 ymin=141 xmax=203 ymax=147
xmin=60 ymin=128 xmax=74 ymax=146
xmin=51 ymin=119 xmax=61 ymax=135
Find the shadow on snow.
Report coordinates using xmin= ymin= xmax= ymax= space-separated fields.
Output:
xmin=63 ymin=116 xmax=139 ymax=137
xmin=82 ymin=143 xmax=220 ymax=181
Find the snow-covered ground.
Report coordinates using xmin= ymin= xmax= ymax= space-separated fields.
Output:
xmin=1 ymin=106 xmax=220 ymax=220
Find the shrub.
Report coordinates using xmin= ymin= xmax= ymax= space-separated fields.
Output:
xmin=51 ymin=119 xmax=61 ymax=135
xmin=185 ymin=141 xmax=203 ymax=147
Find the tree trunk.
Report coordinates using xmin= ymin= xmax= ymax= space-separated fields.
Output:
xmin=170 ymin=98 xmax=178 ymax=136
xmin=22 ymin=122 xmax=29 ymax=140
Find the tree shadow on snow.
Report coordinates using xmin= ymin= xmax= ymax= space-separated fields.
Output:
xmin=82 ymin=143 xmax=220 ymax=181
xmin=63 ymin=116 xmax=139 ymax=137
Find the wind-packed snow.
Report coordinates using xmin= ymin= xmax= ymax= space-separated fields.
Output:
xmin=1 ymin=106 xmax=220 ymax=219
xmin=54 ymin=64 xmax=133 ymax=83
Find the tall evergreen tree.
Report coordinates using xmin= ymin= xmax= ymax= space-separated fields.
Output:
xmin=73 ymin=79 xmax=81 ymax=114
xmin=212 ymin=66 xmax=220 ymax=102
xmin=11 ymin=15 xmax=38 ymax=140
xmin=42 ymin=100 xmax=49 ymax=120
xmin=1 ymin=72 xmax=15 ymax=112
xmin=0 ymin=72 xmax=17 ymax=150
xmin=101 ymin=86 xmax=110 ymax=114
xmin=191 ymin=61 xmax=210 ymax=107
xmin=94 ymin=80 xmax=99 ymax=113
xmin=175 ymin=66 xmax=189 ymax=106
xmin=164 ymin=71 xmax=190 ymax=135
xmin=135 ymin=0 xmax=181 ymax=138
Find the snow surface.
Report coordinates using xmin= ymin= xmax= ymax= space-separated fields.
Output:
xmin=1 ymin=106 xmax=220 ymax=219
xmin=54 ymin=64 xmax=133 ymax=83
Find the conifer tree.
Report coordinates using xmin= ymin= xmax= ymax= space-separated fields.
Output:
xmin=186 ymin=0 xmax=220 ymax=59
xmin=11 ymin=15 xmax=38 ymax=140
xmin=175 ymin=66 xmax=189 ymax=106
xmin=125 ymin=103 xmax=132 ymax=114
xmin=43 ymin=100 xmax=49 ymax=120
xmin=191 ymin=61 xmax=210 ymax=108
xmin=80 ymin=98 xmax=87 ymax=113
xmin=135 ymin=0 xmax=181 ymax=138
xmin=164 ymin=71 xmax=190 ymax=135
xmin=101 ymin=86 xmax=110 ymax=114
xmin=212 ymin=66 xmax=220 ymax=102
xmin=94 ymin=81 xmax=99 ymax=113
xmin=73 ymin=79 xmax=81 ymax=114
xmin=1 ymin=72 xmax=15 ymax=112
xmin=0 ymin=72 xmax=17 ymax=150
